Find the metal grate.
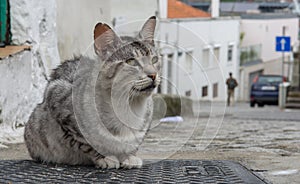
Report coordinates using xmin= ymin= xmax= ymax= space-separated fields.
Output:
xmin=0 ymin=160 xmax=268 ymax=183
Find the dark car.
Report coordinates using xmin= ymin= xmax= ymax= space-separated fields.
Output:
xmin=250 ymin=75 xmax=286 ymax=107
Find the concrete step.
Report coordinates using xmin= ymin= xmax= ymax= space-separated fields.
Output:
xmin=287 ymin=97 xmax=300 ymax=103
xmin=288 ymin=91 xmax=300 ymax=97
xmin=287 ymin=91 xmax=300 ymax=109
xmin=285 ymin=103 xmax=300 ymax=109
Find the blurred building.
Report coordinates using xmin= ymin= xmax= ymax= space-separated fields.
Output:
xmin=183 ymin=1 xmax=297 ymax=16
xmin=184 ymin=0 xmax=300 ymax=101
xmin=239 ymin=13 xmax=299 ymax=101
xmin=56 ymin=0 xmax=240 ymax=101
xmin=158 ymin=0 xmax=240 ymax=101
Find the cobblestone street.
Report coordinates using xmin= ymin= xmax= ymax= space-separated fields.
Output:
xmin=1 ymin=102 xmax=300 ymax=183
xmin=139 ymin=102 xmax=300 ymax=184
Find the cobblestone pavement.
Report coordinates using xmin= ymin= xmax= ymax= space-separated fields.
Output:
xmin=138 ymin=103 xmax=300 ymax=184
xmin=0 ymin=103 xmax=299 ymax=183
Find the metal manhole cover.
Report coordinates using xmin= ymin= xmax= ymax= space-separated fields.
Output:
xmin=0 ymin=160 xmax=268 ymax=183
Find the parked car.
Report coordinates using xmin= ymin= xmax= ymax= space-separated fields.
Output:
xmin=250 ymin=75 xmax=286 ymax=107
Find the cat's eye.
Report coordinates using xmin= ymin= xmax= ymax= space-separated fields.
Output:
xmin=152 ymin=56 xmax=158 ymax=64
xmin=126 ymin=58 xmax=138 ymax=66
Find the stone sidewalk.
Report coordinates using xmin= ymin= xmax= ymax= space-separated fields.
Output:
xmin=139 ymin=103 xmax=300 ymax=184
xmin=0 ymin=103 xmax=300 ymax=183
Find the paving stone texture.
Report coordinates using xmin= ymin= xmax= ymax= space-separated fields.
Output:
xmin=0 ymin=102 xmax=299 ymax=183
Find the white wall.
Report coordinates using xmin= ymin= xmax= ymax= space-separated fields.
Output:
xmin=0 ymin=52 xmax=40 ymax=145
xmin=56 ymin=0 xmax=111 ymax=61
xmin=159 ymin=18 xmax=240 ymax=101
xmin=10 ymin=0 xmax=60 ymax=76
xmin=241 ymin=18 xmax=299 ymax=62
xmin=56 ymin=0 xmax=157 ymax=61
xmin=111 ymin=0 xmax=157 ymax=27
xmin=0 ymin=0 xmax=60 ymax=145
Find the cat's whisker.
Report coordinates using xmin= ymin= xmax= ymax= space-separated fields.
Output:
xmin=117 ymin=80 xmax=135 ymax=89
xmin=129 ymin=89 xmax=136 ymax=100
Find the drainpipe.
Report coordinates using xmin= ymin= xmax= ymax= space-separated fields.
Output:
xmin=211 ymin=0 xmax=220 ymax=18
xmin=157 ymin=0 xmax=167 ymax=19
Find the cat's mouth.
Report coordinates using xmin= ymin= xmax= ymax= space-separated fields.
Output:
xmin=140 ymin=83 xmax=156 ymax=92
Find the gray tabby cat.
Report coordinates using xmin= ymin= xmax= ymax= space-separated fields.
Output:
xmin=24 ymin=16 xmax=160 ymax=169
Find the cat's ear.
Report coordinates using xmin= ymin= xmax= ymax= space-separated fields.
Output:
xmin=94 ymin=23 xmax=121 ymax=59
xmin=138 ymin=16 xmax=156 ymax=45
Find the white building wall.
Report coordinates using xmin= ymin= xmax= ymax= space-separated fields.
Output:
xmin=0 ymin=0 xmax=60 ymax=145
xmin=241 ymin=18 xmax=298 ymax=62
xmin=10 ymin=0 xmax=60 ymax=76
xmin=56 ymin=0 xmax=112 ymax=61
xmin=240 ymin=16 xmax=299 ymax=101
xmin=159 ymin=18 xmax=240 ymax=101
xmin=56 ymin=0 xmax=157 ymax=61
xmin=111 ymin=0 xmax=157 ymax=27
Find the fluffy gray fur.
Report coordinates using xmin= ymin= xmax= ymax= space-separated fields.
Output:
xmin=24 ymin=17 xmax=160 ymax=169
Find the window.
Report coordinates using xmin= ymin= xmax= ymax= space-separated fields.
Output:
xmin=213 ymin=47 xmax=220 ymax=62
xmin=0 ymin=0 xmax=10 ymax=45
xmin=213 ymin=83 xmax=218 ymax=98
xmin=202 ymin=86 xmax=208 ymax=97
xmin=185 ymin=51 xmax=193 ymax=73
xmin=202 ymin=48 xmax=210 ymax=67
xmin=240 ymin=44 xmax=262 ymax=66
xmin=228 ymin=45 xmax=233 ymax=62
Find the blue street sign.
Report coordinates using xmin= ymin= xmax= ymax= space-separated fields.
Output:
xmin=276 ymin=36 xmax=291 ymax=52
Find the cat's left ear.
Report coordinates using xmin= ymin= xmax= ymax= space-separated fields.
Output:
xmin=94 ymin=22 xmax=121 ymax=59
xmin=138 ymin=16 xmax=156 ymax=45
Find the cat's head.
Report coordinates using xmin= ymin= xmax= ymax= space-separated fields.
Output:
xmin=94 ymin=16 xmax=161 ymax=98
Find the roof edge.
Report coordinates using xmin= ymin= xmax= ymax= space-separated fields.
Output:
xmin=160 ymin=16 xmax=241 ymax=22
xmin=241 ymin=13 xmax=298 ymax=19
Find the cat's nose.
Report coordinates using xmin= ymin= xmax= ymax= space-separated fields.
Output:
xmin=148 ymin=74 xmax=156 ymax=81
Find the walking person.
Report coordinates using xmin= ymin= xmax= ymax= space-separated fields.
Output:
xmin=226 ymin=72 xmax=238 ymax=106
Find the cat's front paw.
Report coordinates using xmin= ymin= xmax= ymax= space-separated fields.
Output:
xmin=121 ymin=155 xmax=143 ymax=169
xmin=95 ymin=156 xmax=120 ymax=169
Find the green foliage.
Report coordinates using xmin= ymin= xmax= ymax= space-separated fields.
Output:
xmin=249 ymin=48 xmax=257 ymax=60
xmin=239 ymin=32 xmax=245 ymax=44
xmin=240 ymin=51 xmax=248 ymax=65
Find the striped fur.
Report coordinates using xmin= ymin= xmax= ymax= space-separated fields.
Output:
xmin=24 ymin=17 xmax=160 ymax=169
